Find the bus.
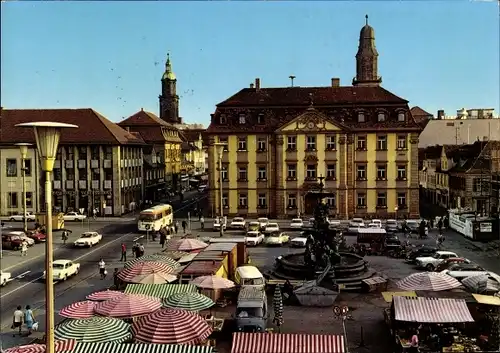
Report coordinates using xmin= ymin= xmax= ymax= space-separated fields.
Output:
xmin=137 ymin=204 xmax=173 ymax=232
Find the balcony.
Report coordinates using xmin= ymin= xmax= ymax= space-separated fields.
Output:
xmin=92 ymin=180 xmax=100 ymax=190
xmin=104 ymin=160 xmax=112 ymax=169
xmin=104 ymin=180 xmax=112 ymax=189
xmin=53 ymin=180 xmax=61 ymax=189
xmin=91 ymin=160 xmax=99 ymax=169
xmin=65 ymin=160 xmax=74 ymax=169
xmin=78 ymin=160 xmax=86 ymax=169
xmin=78 ymin=180 xmax=87 ymax=189
xmin=66 ymin=180 xmax=74 ymax=189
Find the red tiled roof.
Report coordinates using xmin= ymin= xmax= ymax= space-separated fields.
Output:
xmin=410 ymin=106 xmax=433 ymax=117
xmin=120 ymin=110 xmax=174 ymax=127
xmin=119 ymin=110 xmax=182 ymax=144
xmin=217 ymin=86 xmax=408 ymax=107
xmin=0 ymin=108 xmax=144 ymax=145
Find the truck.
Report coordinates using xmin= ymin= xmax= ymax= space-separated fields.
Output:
xmin=235 ymin=286 xmax=268 ymax=332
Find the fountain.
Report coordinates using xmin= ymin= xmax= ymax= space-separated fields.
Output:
xmin=268 ymin=177 xmax=375 ymax=292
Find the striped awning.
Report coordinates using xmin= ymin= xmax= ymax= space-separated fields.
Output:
xmin=231 ymin=332 xmax=346 ymax=353
xmin=124 ymin=284 xmax=197 ymax=299
xmin=393 ymin=296 xmax=474 ymax=323
xmin=71 ymin=342 xmax=214 ymax=353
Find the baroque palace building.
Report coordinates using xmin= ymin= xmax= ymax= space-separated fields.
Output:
xmin=206 ymin=17 xmax=422 ymax=219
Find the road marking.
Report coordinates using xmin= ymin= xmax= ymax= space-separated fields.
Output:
xmin=15 ymin=271 xmax=31 ymax=279
xmin=0 ymin=231 xmax=136 ymax=299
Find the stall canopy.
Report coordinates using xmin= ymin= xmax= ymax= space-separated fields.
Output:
xmin=382 ymin=291 xmax=417 ymax=303
xmin=472 ymin=294 xmax=500 ymax=306
xmin=124 ymin=284 xmax=196 ymax=299
xmin=71 ymin=342 xmax=214 ymax=353
xmin=393 ymin=296 xmax=474 ymax=323
xmin=231 ymin=332 xmax=346 ymax=353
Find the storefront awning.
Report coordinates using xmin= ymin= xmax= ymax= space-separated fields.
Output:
xmin=124 ymin=283 xmax=197 ymax=299
xmin=231 ymin=332 xmax=346 ymax=353
xmin=71 ymin=342 xmax=214 ymax=353
xmin=393 ymin=296 xmax=474 ymax=323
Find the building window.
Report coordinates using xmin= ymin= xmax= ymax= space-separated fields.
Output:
xmin=257 ymin=113 xmax=264 ymax=125
xmin=377 ymin=165 xmax=387 ymax=180
xmin=258 ymin=166 xmax=267 ymax=180
xmin=288 ymin=194 xmax=297 ymax=208
xmin=377 ymin=135 xmax=387 ymax=150
xmin=6 ymin=159 xmax=17 ymax=177
xmin=26 ymin=192 xmax=33 ymax=208
xmin=357 ymin=165 xmax=366 ymax=180
xmin=287 ymin=164 xmax=297 ymax=179
xmin=238 ymin=167 xmax=247 ymax=181
xmin=258 ymin=193 xmax=267 ymax=208
xmin=222 ymin=193 xmax=228 ymax=208
xmin=238 ymin=137 xmax=247 ymax=151
xmin=306 ymin=164 xmax=317 ymax=180
xmin=397 ymin=135 xmax=407 ymax=150
xmin=219 ymin=115 xmax=227 ymax=124
xmin=257 ymin=138 xmax=267 ymax=152
xmin=357 ymin=136 xmax=366 ymax=150
xmin=221 ymin=165 xmax=228 ymax=181
xmin=377 ymin=192 xmax=387 ymax=208
xmin=23 ymin=159 xmax=32 ymax=177
xmin=377 ymin=112 xmax=386 ymax=122
xmin=326 ymin=196 xmax=336 ymax=208
xmin=326 ymin=135 xmax=336 ymax=150
xmin=357 ymin=193 xmax=366 ymax=208
xmin=239 ymin=114 xmax=246 ymax=125
xmin=306 ymin=136 xmax=316 ymax=151
xmin=326 ymin=164 xmax=336 ymax=180
xmin=218 ymin=137 xmax=228 ymax=151
xmin=397 ymin=165 xmax=407 ymax=180
xmin=287 ymin=136 xmax=297 ymax=151
xmin=238 ymin=193 xmax=247 ymax=208
xmin=398 ymin=112 xmax=406 ymax=122
xmin=358 ymin=112 xmax=365 ymax=123
xmin=397 ymin=192 xmax=407 ymax=208
xmin=8 ymin=192 xmax=18 ymax=208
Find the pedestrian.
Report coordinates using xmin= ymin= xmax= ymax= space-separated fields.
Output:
xmin=62 ymin=230 xmax=68 ymax=245
xmin=200 ymin=216 xmax=205 ymax=230
xmin=429 ymin=217 xmax=434 ymax=229
xmin=12 ymin=305 xmax=23 ymax=336
xmin=132 ymin=243 xmax=139 ymax=258
xmin=409 ymin=330 xmax=419 ymax=353
xmin=93 ymin=208 xmax=97 ymax=220
xmin=138 ymin=244 xmax=145 ymax=257
xmin=437 ymin=218 xmax=443 ymax=233
xmin=98 ymin=258 xmax=106 ymax=279
xmin=182 ymin=220 xmax=187 ymax=233
xmin=120 ymin=243 xmax=127 ymax=262
xmin=113 ymin=268 xmax=120 ymax=289
xmin=21 ymin=241 xmax=28 ymax=257
xmin=174 ymin=221 xmax=179 ymax=234
xmin=160 ymin=232 xmax=166 ymax=248
xmin=24 ymin=305 xmax=36 ymax=335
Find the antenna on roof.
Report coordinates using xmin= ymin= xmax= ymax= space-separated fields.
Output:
xmin=289 ymin=75 xmax=296 ymax=87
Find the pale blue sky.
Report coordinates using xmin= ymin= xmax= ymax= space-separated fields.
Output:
xmin=1 ymin=1 xmax=499 ymax=126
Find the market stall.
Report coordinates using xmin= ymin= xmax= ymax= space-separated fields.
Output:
xmin=70 ymin=342 xmax=214 ymax=353
xmin=124 ymin=283 xmax=197 ymax=299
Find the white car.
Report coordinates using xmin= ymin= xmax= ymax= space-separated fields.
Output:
xmin=230 ymin=217 xmax=246 ymax=229
xmin=9 ymin=212 xmax=35 ymax=222
xmin=290 ymin=218 xmax=304 ymax=229
xmin=257 ymin=217 xmax=269 ymax=231
xmin=349 ymin=218 xmax=365 ymax=227
xmin=264 ymin=232 xmax=290 ymax=246
xmin=416 ymin=251 xmax=458 ymax=271
xmin=8 ymin=231 xmax=35 ymax=246
xmin=290 ymin=237 xmax=308 ymax=247
xmin=264 ymin=222 xmax=280 ymax=233
xmin=43 ymin=259 xmax=80 ymax=282
xmin=328 ymin=219 xmax=341 ymax=228
xmin=63 ymin=212 xmax=87 ymax=221
xmin=371 ymin=219 xmax=382 ymax=228
xmin=245 ymin=231 xmax=264 ymax=246
xmin=213 ymin=218 xmax=227 ymax=231
xmin=367 ymin=223 xmax=380 ymax=229
xmin=1 ymin=271 xmax=12 ymax=286
xmin=74 ymin=231 xmax=102 ymax=247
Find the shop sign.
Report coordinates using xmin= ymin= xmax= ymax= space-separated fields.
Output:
xmin=480 ymin=222 xmax=492 ymax=233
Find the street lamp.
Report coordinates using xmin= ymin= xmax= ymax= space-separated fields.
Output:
xmin=15 ymin=121 xmax=77 ymax=353
xmin=394 ymin=206 xmax=398 ymax=221
xmin=214 ymin=142 xmax=226 ymax=237
xmin=15 ymin=143 xmax=32 ymax=233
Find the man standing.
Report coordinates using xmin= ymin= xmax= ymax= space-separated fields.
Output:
xmin=200 ymin=216 xmax=205 ymax=230
xmin=12 ymin=305 xmax=23 ymax=336
xmin=20 ymin=241 xmax=28 ymax=257
xmin=120 ymin=243 xmax=127 ymax=262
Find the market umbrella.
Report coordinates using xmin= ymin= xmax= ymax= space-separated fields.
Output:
xmin=124 ymin=254 xmax=179 ymax=269
xmin=461 ymin=274 xmax=489 ymax=293
xmin=55 ymin=317 xmax=131 ymax=343
xmin=59 ymin=301 xmax=97 ymax=319
xmin=86 ymin=290 xmax=125 ymax=301
xmin=131 ymin=271 xmax=178 ymax=284
xmin=161 ymin=250 xmax=189 ymax=260
xmin=118 ymin=261 xmax=175 ymax=282
xmin=94 ymin=293 xmax=162 ymax=318
xmin=272 ymin=285 xmax=284 ymax=331
xmin=167 ymin=238 xmax=208 ymax=252
xmin=190 ymin=275 xmax=235 ymax=289
xmin=3 ymin=340 xmax=75 ymax=353
xmin=132 ymin=308 xmax=213 ymax=344
xmin=163 ymin=292 xmax=214 ymax=312
xmin=396 ymin=272 xmax=462 ymax=291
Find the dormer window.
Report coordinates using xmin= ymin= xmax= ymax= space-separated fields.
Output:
xmin=239 ymin=114 xmax=246 ymax=125
xmin=257 ymin=113 xmax=264 ymax=124
xmin=377 ymin=112 xmax=386 ymax=122
xmin=398 ymin=112 xmax=406 ymax=122
xmin=219 ymin=115 xmax=227 ymax=124
xmin=358 ymin=112 xmax=365 ymax=123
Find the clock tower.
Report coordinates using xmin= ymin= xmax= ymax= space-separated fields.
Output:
xmin=352 ymin=15 xmax=382 ymax=87
xmin=159 ymin=53 xmax=181 ymax=123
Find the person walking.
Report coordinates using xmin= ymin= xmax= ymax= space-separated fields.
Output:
xmin=98 ymin=258 xmax=106 ymax=280
xmin=120 ymin=243 xmax=127 ymax=262
xmin=182 ymin=220 xmax=187 ymax=233
xmin=200 ymin=216 xmax=205 ymax=230
xmin=12 ymin=305 xmax=24 ymax=336
xmin=62 ymin=230 xmax=69 ymax=245
xmin=24 ymin=305 xmax=36 ymax=335
xmin=138 ymin=244 xmax=145 ymax=257
xmin=174 ymin=221 xmax=179 ymax=235
xmin=113 ymin=268 xmax=121 ymax=289
xmin=160 ymin=232 xmax=166 ymax=249
xmin=437 ymin=218 xmax=443 ymax=234
xmin=20 ymin=240 xmax=28 ymax=257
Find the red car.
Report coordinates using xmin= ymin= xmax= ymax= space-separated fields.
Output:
xmin=1 ymin=235 xmax=23 ymax=250
xmin=435 ymin=257 xmax=470 ymax=272
xmin=28 ymin=231 xmax=46 ymax=243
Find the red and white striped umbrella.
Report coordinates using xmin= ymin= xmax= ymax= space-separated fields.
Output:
xmin=168 ymin=239 xmax=208 ymax=252
xmin=59 ymin=300 xmax=97 ymax=319
xmin=94 ymin=293 xmax=162 ymax=318
xmin=86 ymin=290 xmax=125 ymax=301
xmin=117 ymin=261 xmax=174 ymax=282
xmin=396 ymin=272 xmax=462 ymax=291
xmin=132 ymin=308 xmax=212 ymax=345
xmin=3 ymin=339 xmax=75 ymax=353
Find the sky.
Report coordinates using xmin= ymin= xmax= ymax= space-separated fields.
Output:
xmin=1 ymin=1 xmax=499 ymax=126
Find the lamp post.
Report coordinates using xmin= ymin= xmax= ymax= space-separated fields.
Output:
xmin=214 ymin=143 xmax=226 ymax=237
xmin=16 ymin=122 xmax=77 ymax=353
xmin=15 ymin=143 xmax=32 ymax=233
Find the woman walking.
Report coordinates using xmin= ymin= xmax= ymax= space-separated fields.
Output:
xmin=98 ymin=258 xmax=107 ymax=280
xmin=24 ymin=305 xmax=36 ymax=335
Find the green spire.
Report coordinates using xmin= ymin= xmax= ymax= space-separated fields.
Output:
xmin=162 ymin=53 xmax=176 ymax=80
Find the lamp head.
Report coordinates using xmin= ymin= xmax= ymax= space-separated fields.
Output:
xmin=214 ymin=142 xmax=227 ymax=156
xmin=15 ymin=122 xmax=78 ymax=172
xmin=15 ymin=143 xmax=32 ymax=159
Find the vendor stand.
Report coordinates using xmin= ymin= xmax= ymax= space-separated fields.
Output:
xmin=381 ymin=291 xmax=417 ymax=336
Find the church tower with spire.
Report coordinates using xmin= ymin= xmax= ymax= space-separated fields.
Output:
xmin=159 ymin=53 xmax=181 ymax=123
xmin=353 ymin=15 xmax=382 ymax=87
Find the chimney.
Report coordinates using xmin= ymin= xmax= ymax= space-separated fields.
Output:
xmin=255 ymin=78 xmax=260 ymax=90
xmin=250 ymin=83 xmax=254 ymax=89
xmin=331 ymin=78 xmax=340 ymax=87
xmin=437 ymin=110 xmax=445 ymax=120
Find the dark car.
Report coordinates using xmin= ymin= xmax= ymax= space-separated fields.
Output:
xmin=1 ymin=234 xmax=23 ymax=250
xmin=435 ymin=258 xmax=471 ymax=272
xmin=446 ymin=263 xmax=484 ymax=272
xmin=406 ymin=245 xmax=438 ymax=263
xmin=28 ymin=231 xmax=47 ymax=243
xmin=385 ymin=220 xmax=399 ymax=233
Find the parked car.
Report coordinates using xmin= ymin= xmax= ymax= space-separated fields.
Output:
xmin=74 ymin=231 xmax=102 ymax=247
xmin=385 ymin=219 xmax=399 ymax=233
xmin=9 ymin=212 xmax=36 ymax=222
xmin=27 ymin=231 xmax=46 ymax=243
xmin=245 ymin=231 xmax=264 ymax=246
xmin=263 ymin=222 xmax=280 ymax=234
xmin=406 ymin=245 xmax=439 ymax=263
xmin=8 ymin=231 xmax=35 ymax=246
xmin=441 ymin=263 xmax=485 ymax=276
xmin=247 ymin=221 xmax=260 ymax=232
xmin=257 ymin=218 xmax=269 ymax=231
xmin=1 ymin=234 xmax=23 ymax=250
xmin=404 ymin=220 xmax=420 ymax=233
xmin=290 ymin=236 xmax=308 ymax=247
xmin=367 ymin=223 xmax=380 ymax=228
xmin=416 ymin=251 xmax=459 ymax=271
xmin=1 ymin=271 xmax=12 ymax=286
xmin=213 ymin=218 xmax=227 ymax=231
xmin=371 ymin=219 xmax=383 ymax=228
xmin=264 ymin=231 xmax=290 ymax=246
xmin=328 ymin=219 xmax=341 ymax=228
xmin=349 ymin=218 xmax=365 ymax=228
xmin=290 ymin=218 xmax=304 ymax=229
xmin=198 ymin=184 xmax=208 ymax=193
xmin=43 ymin=259 xmax=80 ymax=282
xmin=435 ymin=258 xmax=471 ymax=272
xmin=230 ymin=217 xmax=246 ymax=230
xmin=63 ymin=212 xmax=87 ymax=221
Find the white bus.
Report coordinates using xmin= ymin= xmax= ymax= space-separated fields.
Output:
xmin=138 ymin=204 xmax=173 ymax=232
